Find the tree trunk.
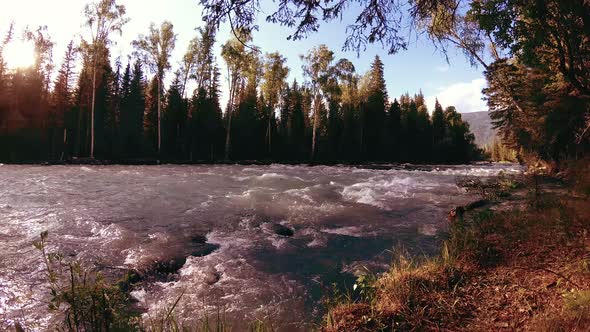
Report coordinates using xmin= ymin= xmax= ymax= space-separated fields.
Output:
xmin=60 ymin=128 xmax=67 ymax=161
xmin=267 ymin=113 xmax=272 ymax=155
xmin=311 ymin=95 xmax=319 ymax=161
xmin=157 ymin=78 xmax=161 ymax=155
xmin=90 ymin=63 xmax=97 ymax=159
xmin=224 ymin=71 xmax=235 ymax=161
xmin=49 ymin=128 xmax=55 ymax=161
xmin=224 ymin=103 xmax=233 ymax=160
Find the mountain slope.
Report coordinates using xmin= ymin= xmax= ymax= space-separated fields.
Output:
xmin=461 ymin=111 xmax=496 ymax=147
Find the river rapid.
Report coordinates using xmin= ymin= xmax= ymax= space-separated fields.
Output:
xmin=0 ymin=163 xmax=522 ymax=330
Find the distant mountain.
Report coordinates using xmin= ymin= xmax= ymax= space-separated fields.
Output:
xmin=461 ymin=111 xmax=497 ymax=147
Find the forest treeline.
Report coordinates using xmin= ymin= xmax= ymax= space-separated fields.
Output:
xmin=0 ymin=1 xmax=480 ymax=164
xmin=198 ymin=0 xmax=590 ymax=171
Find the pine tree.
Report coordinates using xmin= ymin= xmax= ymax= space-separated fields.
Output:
xmin=416 ymin=104 xmax=432 ymax=162
xmin=104 ymin=59 xmax=121 ymax=158
xmin=288 ymin=81 xmax=306 ymax=160
xmin=92 ymin=53 xmax=114 ymax=159
xmin=163 ymin=72 xmax=185 ymax=158
xmin=444 ymin=106 xmax=477 ymax=163
xmin=232 ymin=80 xmax=260 ymax=160
xmin=326 ymin=98 xmax=342 ymax=160
xmin=363 ymin=55 xmax=387 ymax=160
xmin=385 ymin=99 xmax=401 ymax=161
xmin=51 ymin=41 xmax=77 ymax=160
xmin=432 ymin=99 xmax=445 ymax=144
xmin=431 ymin=98 xmax=445 ymax=162
xmin=122 ymin=61 xmax=146 ymax=156
xmin=277 ymin=83 xmax=291 ymax=159
xmin=119 ymin=62 xmax=131 ymax=152
xmin=405 ymin=100 xmax=419 ymax=162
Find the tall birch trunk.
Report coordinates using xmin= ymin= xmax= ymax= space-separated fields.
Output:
xmin=90 ymin=62 xmax=97 ymax=158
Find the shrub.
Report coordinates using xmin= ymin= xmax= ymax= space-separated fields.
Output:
xmin=34 ymin=231 xmax=138 ymax=331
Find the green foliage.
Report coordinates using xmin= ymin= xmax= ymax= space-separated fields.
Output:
xmin=360 ymin=56 xmax=387 ymax=160
xmin=1 ymin=19 xmax=483 ymax=164
xmin=474 ymin=1 xmax=590 ymax=166
xmin=34 ymin=231 xmax=138 ymax=331
xmin=485 ymin=138 xmax=519 ymax=162
xmin=133 ymin=21 xmax=177 ymax=154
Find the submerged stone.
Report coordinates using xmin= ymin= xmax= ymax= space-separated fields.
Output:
xmin=191 ymin=243 xmax=220 ymax=257
xmin=190 ymin=234 xmax=208 ymax=244
xmin=267 ymin=223 xmax=295 ymax=237
xmin=137 ymin=238 xmax=220 ymax=282
xmin=151 ymin=256 xmax=188 ymax=276
xmin=203 ymin=270 xmax=221 ymax=285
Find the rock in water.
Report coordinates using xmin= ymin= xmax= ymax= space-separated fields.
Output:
xmin=203 ymin=270 xmax=221 ymax=285
xmin=191 ymin=243 xmax=220 ymax=257
xmin=152 ymin=256 xmax=188 ymax=276
xmin=267 ymin=223 xmax=295 ymax=237
xmin=190 ymin=234 xmax=208 ymax=244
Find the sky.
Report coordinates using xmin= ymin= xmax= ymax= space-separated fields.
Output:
xmin=0 ymin=0 xmax=488 ymax=114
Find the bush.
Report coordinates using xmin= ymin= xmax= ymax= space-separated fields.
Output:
xmin=34 ymin=231 xmax=138 ymax=331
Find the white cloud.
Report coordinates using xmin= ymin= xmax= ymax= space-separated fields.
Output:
xmin=426 ymin=78 xmax=487 ymax=114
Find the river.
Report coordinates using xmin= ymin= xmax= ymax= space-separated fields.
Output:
xmin=0 ymin=163 xmax=522 ymax=330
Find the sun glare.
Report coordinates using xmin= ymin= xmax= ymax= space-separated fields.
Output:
xmin=3 ymin=41 xmax=36 ymax=70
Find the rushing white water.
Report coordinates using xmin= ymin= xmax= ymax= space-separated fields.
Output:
xmin=0 ymin=163 xmax=523 ymax=330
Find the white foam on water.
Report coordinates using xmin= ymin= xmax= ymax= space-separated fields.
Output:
xmin=435 ymin=165 xmax=524 ymax=176
xmin=341 ymin=177 xmax=416 ymax=208
xmin=123 ymin=247 xmax=145 ymax=266
xmin=284 ymin=187 xmax=315 ymax=203
xmin=321 ymin=226 xmax=364 ymax=237
xmin=130 ymin=288 xmax=147 ymax=304
xmin=225 ymin=188 xmax=258 ymax=199
xmin=199 ymin=195 xmax=214 ymax=208
xmin=307 ymin=238 xmax=327 ymax=248
xmin=206 ymin=230 xmax=254 ymax=250
xmin=117 ymin=170 xmax=142 ymax=176
xmin=269 ymin=236 xmax=290 ymax=249
xmin=289 ymin=202 xmax=343 ymax=214
xmin=234 ymin=172 xmax=307 ymax=184
xmin=91 ymin=223 xmax=124 ymax=240
xmin=0 ymin=163 xmax=525 ymax=329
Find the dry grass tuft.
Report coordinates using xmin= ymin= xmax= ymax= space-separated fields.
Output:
xmin=323 ymin=177 xmax=590 ymax=331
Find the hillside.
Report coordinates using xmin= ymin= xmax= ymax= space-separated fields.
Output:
xmin=461 ymin=111 xmax=497 ymax=147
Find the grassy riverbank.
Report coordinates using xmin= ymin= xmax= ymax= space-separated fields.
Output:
xmin=324 ymin=166 xmax=590 ymax=331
